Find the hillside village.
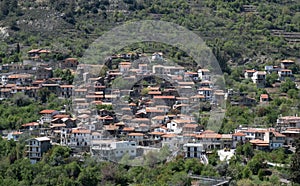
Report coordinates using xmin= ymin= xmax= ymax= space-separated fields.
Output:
xmin=1 ymin=49 xmax=299 ymax=165
xmin=0 ymin=0 xmax=299 ymax=185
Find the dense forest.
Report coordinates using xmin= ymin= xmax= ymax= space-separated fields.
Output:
xmin=0 ymin=0 xmax=299 ymax=65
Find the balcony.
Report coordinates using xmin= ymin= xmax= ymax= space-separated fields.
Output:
xmin=27 ymin=149 xmax=41 ymax=153
xmin=27 ymin=144 xmax=40 ymax=147
xmin=28 ymin=153 xmax=41 ymax=158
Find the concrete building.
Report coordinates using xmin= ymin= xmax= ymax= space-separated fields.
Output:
xmin=232 ymin=132 xmax=246 ymax=148
xmin=39 ymin=110 xmax=58 ymax=123
xmin=252 ymin=71 xmax=266 ymax=87
xmin=280 ymin=59 xmax=294 ymax=69
xmin=61 ymin=127 xmax=91 ymax=148
xmin=278 ymin=69 xmax=293 ymax=81
xmin=91 ymin=140 xmax=137 ymax=160
xmin=198 ymin=69 xmax=210 ymax=81
xmin=27 ymin=137 xmax=51 ymax=164
xmin=183 ymin=143 xmax=204 ymax=158
xmin=276 ymin=116 xmax=300 ymax=130
xmin=244 ymin=70 xmax=256 ymax=79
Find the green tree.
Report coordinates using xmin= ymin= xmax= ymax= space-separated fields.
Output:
xmin=65 ymin=161 xmax=81 ymax=179
xmin=280 ymin=79 xmax=296 ymax=93
xmin=141 ymin=87 xmax=149 ymax=96
xmin=184 ymin=158 xmax=203 ymax=175
xmin=258 ymin=169 xmax=264 ymax=181
xmin=290 ymin=139 xmax=300 ymax=184
xmin=287 ymin=89 xmax=298 ymax=99
xmin=243 ymin=142 xmax=254 ymax=159
xmin=37 ymin=87 xmax=51 ymax=103
xmin=247 ymin=153 xmax=265 ymax=175
xmin=48 ymin=146 xmax=71 ymax=166
xmin=11 ymin=93 xmax=32 ymax=107
xmin=242 ymin=166 xmax=252 ymax=179
xmin=208 ymin=149 xmax=219 ymax=166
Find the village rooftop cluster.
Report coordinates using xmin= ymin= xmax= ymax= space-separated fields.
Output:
xmin=1 ymin=49 xmax=299 ymax=164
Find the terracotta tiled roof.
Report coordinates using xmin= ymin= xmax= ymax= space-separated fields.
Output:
xmin=8 ymin=74 xmax=32 ymax=79
xmin=183 ymin=124 xmax=198 ymax=128
xmin=162 ymin=133 xmax=177 ymax=138
xmin=72 ymin=128 xmax=91 ymax=134
xmin=149 ymin=131 xmax=165 ymax=135
xmin=145 ymin=108 xmax=164 ymax=113
xmin=74 ymin=89 xmax=87 ymax=92
xmin=183 ymin=133 xmax=197 ymax=137
xmin=123 ymin=127 xmax=135 ymax=131
xmin=232 ymin=132 xmax=246 ymax=137
xmin=149 ymin=87 xmax=160 ymax=91
xmin=119 ymin=62 xmax=131 ymax=65
xmin=50 ymin=124 xmax=66 ymax=128
xmin=279 ymin=116 xmax=300 ymax=120
xmin=128 ymin=132 xmax=144 ymax=136
xmin=28 ymin=49 xmax=41 ymax=53
xmin=202 ymin=130 xmax=216 ymax=134
xmin=98 ymin=115 xmax=114 ymax=120
xmin=104 ymin=125 xmax=119 ymax=131
xmin=260 ymin=94 xmax=269 ymax=99
xmin=151 ymin=116 xmax=166 ymax=120
xmin=280 ymin=69 xmax=292 ymax=72
xmin=172 ymin=119 xmax=191 ymax=124
xmin=250 ymin=139 xmax=269 ymax=146
xmin=22 ymin=122 xmax=39 ymax=127
xmin=185 ymin=71 xmax=198 ymax=75
xmin=53 ymin=114 xmax=70 ymax=119
xmin=273 ymin=132 xmax=285 ymax=137
xmin=153 ymin=96 xmax=175 ymax=99
xmin=39 ymin=110 xmax=56 ymax=114
xmin=281 ymin=59 xmax=294 ymax=63
xmin=256 ymin=71 xmax=266 ymax=75
xmin=39 ymin=49 xmax=51 ymax=53
xmin=148 ymin=91 xmax=162 ymax=95
xmin=60 ymin=85 xmax=74 ymax=88
xmin=196 ymin=133 xmax=222 ymax=139
xmin=198 ymin=87 xmax=212 ymax=91
xmin=115 ymin=122 xmax=125 ymax=126
xmin=65 ymin=58 xmax=78 ymax=62
xmin=190 ymin=95 xmax=205 ymax=98
xmin=132 ymin=118 xmax=150 ymax=122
